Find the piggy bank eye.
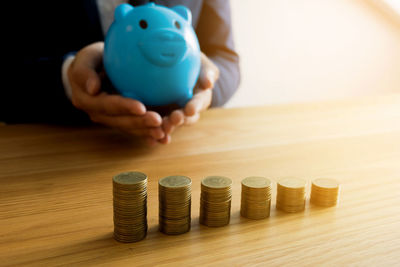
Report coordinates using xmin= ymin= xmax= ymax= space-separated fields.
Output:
xmin=139 ymin=19 xmax=148 ymax=29
xmin=174 ymin=21 xmax=181 ymax=30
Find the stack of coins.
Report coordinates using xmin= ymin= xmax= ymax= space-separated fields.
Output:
xmin=310 ymin=178 xmax=340 ymax=207
xmin=158 ymin=176 xmax=192 ymax=235
xmin=240 ymin=176 xmax=272 ymax=219
xmin=113 ymin=171 xmax=147 ymax=243
xmin=276 ymin=177 xmax=307 ymax=213
xmin=200 ymin=176 xmax=232 ymax=227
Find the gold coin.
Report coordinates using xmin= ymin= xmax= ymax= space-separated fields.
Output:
xmin=159 ymin=223 xmax=190 ymax=235
xmin=276 ymin=204 xmax=305 ymax=213
xmin=201 ymin=194 xmax=231 ymax=203
xmin=241 ymin=177 xmax=272 ymax=220
xmin=242 ymin=176 xmax=271 ymax=188
xmin=112 ymin=171 xmax=148 ymax=243
xmin=310 ymin=178 xmax=340 ymax=207
xmin=159 ymin=175 xmax=191 ymax=188
xmin=199 ymin=216 xmax=230 ymax=227
xmin=201 ymin=176 xmax=232 ymax=189
xmin=278 ymin=177 xmax=307 ymax=189
xmin=158 ymin=176 xmax=192 ymax=235
xmin=199 ymin=176 xmax=232 ymax=227
xmin=312 ymin=178 xmax=339 ymax=189
xmin=276 ymin=177 xmax=306 ymax=213
xmin=114 ymin=230 xmax=147 ymax=243
xmin=159 ymin=213 xmax=191 ymax=235
xmin=113 ymin=171 xmax=147 ymax=186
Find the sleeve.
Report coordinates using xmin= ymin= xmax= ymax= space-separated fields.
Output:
xmin=195 ymin=0 xmax=241 ymax=107
xmin=62 ymin=53 xmax=77 ymax=100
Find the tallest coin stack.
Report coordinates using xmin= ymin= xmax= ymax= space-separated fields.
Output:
xmin=113 ymin=171 xmax=148 ymax=243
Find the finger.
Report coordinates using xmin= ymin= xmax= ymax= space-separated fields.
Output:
xmin=86 ymin=76 xmax=102 ymax=96
xmin=90 ymin=113 xmax=164 ymax=139
xmin=184 ymin=89 xmax=212 ymax=117
xmin=69 ymin=62 xmax=102 ymax=96
xmin=162 ymin=109 xmax=185 ymax=135
xmin=169 ymin=110 xmax=185 ymax=126
xmin=162 ymin=116 xmax=175 ymax=135
xmin=144 ymin=111 xmax=163 ymax=127
xmin=198 ymin=53 xmax=220 ymax=89
xmin=73 ymin=89 xmax=146 ymax=116
xmin=90 ymin=114 xmax=150 ymax=132
xmin=127 ymin=127 xmax=163 ymax=140
xmin=158 ymin=134 xmax=171 ymax=145
xmin=71 ymin=42 xmax=105 ymax=95
xmin=159 ymin=119 xmax=169 ymax=144
xmin=79 ymin=42 xmax=104 ymax=70
xmin=148 ymin=127 xmax=165 ymax=140
xmin=184 ymin=113 xmax=201 ymax=125
xmin=199 ymin=69 xmax=215 ymax=89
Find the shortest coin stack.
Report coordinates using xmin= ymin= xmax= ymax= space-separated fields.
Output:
xmin=159 ymin=176 xmax=192 ymax=235
xmin=276 ymin=177 xmax=307 ymax=213
xmin=240 ymin=176 xmax=272 ymax=219
xmin=200 ymin=176 xmax=232 ymax=227
xmin=310 ymin=178 xmax=340 ymax=207
xmin=113 ymin=171 xmax=148 ymax=243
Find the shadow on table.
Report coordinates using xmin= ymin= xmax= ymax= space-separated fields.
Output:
xmin=28 ymin=204 xmax=340 ymax=265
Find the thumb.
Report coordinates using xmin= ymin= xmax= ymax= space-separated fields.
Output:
xmin=199 ymin=69 xmax=216 ymax=90
xmin=70 ymin=62 xmax=101 ymax=96
xmin=73 ymin=42 xmax=104 ymax=95
xmin=86 ymin=74 xmax=101 ymax=96
xmin=198 ymin=53 xmax=219 ymax=90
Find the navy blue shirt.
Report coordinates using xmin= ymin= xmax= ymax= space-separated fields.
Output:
xmin=2 ymin=0 xmax=239 ymax=124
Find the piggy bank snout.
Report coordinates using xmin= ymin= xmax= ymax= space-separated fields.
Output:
xmin=138 ymin=29 xmax=188 ymax=67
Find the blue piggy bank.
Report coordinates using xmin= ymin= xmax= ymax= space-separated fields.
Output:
xmin=104 ymin=3 xmax=201 ymax=107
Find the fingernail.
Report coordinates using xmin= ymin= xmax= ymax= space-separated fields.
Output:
xmin=159 ymin=134 xmax=171 ymax=145
xmin=152 ymin=129 xmax=165 ymax=140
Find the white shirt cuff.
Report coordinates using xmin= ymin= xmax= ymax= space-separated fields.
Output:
xmin=61 ymin=55 xmax=75 ymax=100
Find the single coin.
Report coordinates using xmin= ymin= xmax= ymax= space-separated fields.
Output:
xmin=278 ymin=177 xmax=307 ymax=189
xmin=242 ymin=176 xmax=271 ymax=188
xmin=113 ymin=171 xmax=147 ymax=185
xmin=312 ymin=178 xmax=340 ymax=189
xmin=202 ymin=176 xmax=232 ymax=189
xmin=159 ymin=175 xmax=191 ymax=188
xmin=114 ymin=230 xmax=147 ymax=243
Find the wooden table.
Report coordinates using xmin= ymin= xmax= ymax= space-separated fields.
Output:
xmin=1 ymin=94 xmax=400 ymax=266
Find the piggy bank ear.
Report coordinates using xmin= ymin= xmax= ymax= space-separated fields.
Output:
xmin=114 ymin=4 xmax=134 ymax=22
xmin=172 ymin=5 xmax=192 ymax=25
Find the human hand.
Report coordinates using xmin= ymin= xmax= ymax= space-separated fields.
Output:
xmin=67 ymin=42 xmax=165 ymax=145
xmin=159 ymin=52 xmax=220 ymax=144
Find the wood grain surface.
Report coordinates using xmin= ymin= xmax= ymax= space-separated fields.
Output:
xmin=1 ymin=94 xmax=400 ymax=266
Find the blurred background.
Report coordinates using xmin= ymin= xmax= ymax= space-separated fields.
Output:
xmin=226 ymin=0 xmax=400 ymax=107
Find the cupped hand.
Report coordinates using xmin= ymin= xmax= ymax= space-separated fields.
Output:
xmin=159 ymin=52 xmax=220 ymax=144
xmin=67 ymin=42 xmax=165 ymax=145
